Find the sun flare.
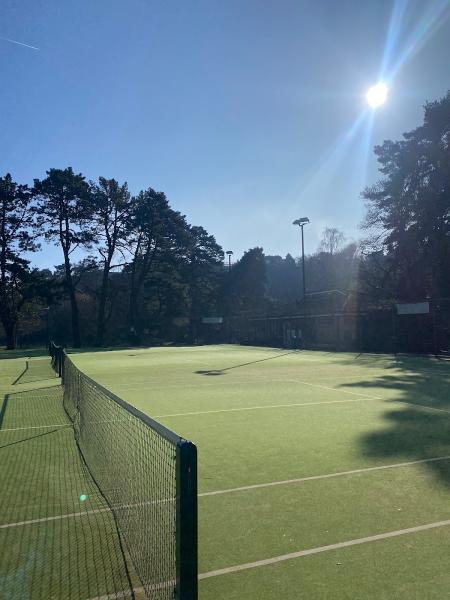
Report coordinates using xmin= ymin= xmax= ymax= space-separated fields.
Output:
xmin=366 ymin=82 xmax=388 ymax=108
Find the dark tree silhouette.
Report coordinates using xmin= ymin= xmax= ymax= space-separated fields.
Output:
xmin=362 ymin=92 xmax=450 ymax=300
xmin=126 ymin=188 xmax=189 ymax=344
xmin=91 ymin=177 xmax=131 ymax=346
xmin=0 ymin=174 xmax=38 ymax=349
xmin=34 ymin=168 xmax=92 ymax=347
xmin=186 ymin=225 xmax=224 ymax=342
xmin=225 ymin=247 xmax=267 ymax=314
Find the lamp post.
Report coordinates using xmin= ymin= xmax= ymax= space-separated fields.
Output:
xmin=44 ymin=306 xmax=50 ymax=347
xmin=293 ymin=217 xmax=309 ymax=301
xmin=226 ymin=250 xmax=233 ymax=271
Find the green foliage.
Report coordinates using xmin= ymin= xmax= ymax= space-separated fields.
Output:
xmin=362 ymin=92 xmax=450 ymax=300
xmin=6 ymin=93 xmax=450 ymax=348
xmin=0 ymin=174 xmax=43 ymax=348
xmin=224 ymin=247 xmax=267 ymax=314
xmin=33 ymin=168 xmax=94 ymax=347
xmin=90 ymin=177 xmax=131 ymax=345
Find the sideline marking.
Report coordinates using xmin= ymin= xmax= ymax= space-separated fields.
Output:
xmin=199 ymin=454 xmax=450 ymax=497
xmin=199 ymin=519 xmax=450 ymax=579
xmin=154 ymin=396 xmax=377 ymax=418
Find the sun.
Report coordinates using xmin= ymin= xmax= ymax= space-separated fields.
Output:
xmin=366 ymin=82 xmax=388 ymax=108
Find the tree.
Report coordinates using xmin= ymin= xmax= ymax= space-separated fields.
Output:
xmin=265 ymin=254 xmax=300 ymax=305
xmin=126 ymin=188 xmax=189 ymax=344
xmin=225 ymin=247 xmax=267 ymax=314
xmin=34 ymin=168 xmax=93 ymax=347
xmin=0 ymin=174 xmax=38 ymax=348
xmin=362 ymin=92 xmax=450 ymax=300
xmin=91 ymin=177 xmax=131 ymax=346
xmin=185 ymin=225 xmax=224 ymax=342
xmin=318 ymin=227 xmax=346 ymax=255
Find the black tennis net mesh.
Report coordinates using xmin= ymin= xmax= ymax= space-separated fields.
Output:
xmin=49 ymin=343 xmax=197 ymax=600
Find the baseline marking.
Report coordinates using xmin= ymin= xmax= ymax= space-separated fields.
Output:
xmin=89 ymin=517 xmax=450 ymax=597
xmin=199 ymin=519 xmax=450 ymax=579
xmin=154 ymin=396 xmax=377 ymax=418
xmin=199 ymin=454 xmax=450 ymax=497
xmin=0 ymin=423 xmax=69 ymax=433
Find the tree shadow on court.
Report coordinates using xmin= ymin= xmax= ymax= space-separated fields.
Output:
xmin=0 ymin=385 xmax=135 ymax=600
xmin=195 ymin=350 xmax=301 ymax=376
xmin=335 ymin=354 xmax=450 ymax=487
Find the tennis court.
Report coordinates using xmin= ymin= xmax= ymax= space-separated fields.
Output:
xmin=2 ymin=345 xmax=450 ymax=599
xmin=0 ymin=355 xmax=140 ymax=600
xmin=69 ymin=345 xmax=450 ymax=599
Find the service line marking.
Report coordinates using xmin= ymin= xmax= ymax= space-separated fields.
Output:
xmin=287 ymin=378 xmax=382 ymax=400
xmin=401 ymin=401 xmax=450 ymax=416
xmin=199 ymin=454 xmax=450 ymax=497
xmin=154 ymin=396 xmax=377 ymax=418
xmin=0 ymin=507 xmax=111 ymax=529
xmin=199 ymin=519 xmax=450 ymax=579
xmin=5 ymin=453 xmax=450 ymax=531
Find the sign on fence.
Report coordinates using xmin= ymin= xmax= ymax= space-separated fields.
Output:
xmin=396 ymin=302 xmax=430 ymax=315
xmin=201 ymin=317 xmax=223 ymax=324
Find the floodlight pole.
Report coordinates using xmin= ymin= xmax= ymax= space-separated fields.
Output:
xmin=293 ymin=218 xmax=309 ymax=302
xmin=301 ymin=225 xmax=306 ymax=301
xmin=226 ymin=250 xmax=233 ymax=272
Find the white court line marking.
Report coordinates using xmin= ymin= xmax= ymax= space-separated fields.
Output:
xmin=0 ymin=424 xmax=69 ymax=433
xmin=87 ymin=590 xmax=138 ymax=600
xmin=87 ymin=581 xmax=171 ymax=600
xmin=154 ymin=396 xmax=377 ymax=418
xmin=199 ymin=454 xmax=450 ymax=497
xmin=199 ymin=519 xmax=450 ymax=579
xmin=402 ymin=401 xmax=450 ymax=416
xmin=0 ymin=499 xmax=170 ymax=530
xmin=89 ymin=517 xmax=450 ymax=596
xmin=0 ymin=507 xmax=111 ymax=529
xmin=287 ymin=378 xmax=382 ymax=400
xmin=5 ymin=454 xmax=450 ymax=530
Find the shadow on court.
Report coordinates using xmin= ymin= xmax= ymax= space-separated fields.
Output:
xmin=13 ymin=358 xmax=58 ymax=386
xmin=195 ymin=350 xmax=301 ymax=376
xmin=336 ymin=354 xmax=450 ymax=487
xmin=0 ymin=379 xmax=135 ymax=599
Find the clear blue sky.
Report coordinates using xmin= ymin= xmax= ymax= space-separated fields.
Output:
xmin=2 ymin=0 xmax=449 ymax=269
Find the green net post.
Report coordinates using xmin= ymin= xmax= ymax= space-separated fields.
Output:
xmin=176 ymin=440 xmax=198 ymax=600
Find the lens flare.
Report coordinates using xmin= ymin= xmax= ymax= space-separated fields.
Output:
xmin=366 ymin=83 xmax=388 ymax=108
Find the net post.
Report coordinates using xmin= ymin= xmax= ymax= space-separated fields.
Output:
xmin=59 ymin=348 xmax=65 ymax=381
xmin=176 ymin=439 xmax=198 ymax=600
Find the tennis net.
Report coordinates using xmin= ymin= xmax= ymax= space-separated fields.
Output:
xmin=49 ymin=342 xmax=198 ymax=600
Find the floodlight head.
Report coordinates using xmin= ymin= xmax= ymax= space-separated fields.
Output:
xmin=226 ymin=250 xmax=233 ymax=256
xmin=293 ymin=217 xmax=310 ymax=226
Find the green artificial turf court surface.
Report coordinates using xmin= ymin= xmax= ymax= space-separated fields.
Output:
xmin=3 ymin=345 xmax=450 ymax=598
xmin=68 ymin=344 xmax=450 ymax=599
xmin=0 ymin=355 xmax=136 ymax=599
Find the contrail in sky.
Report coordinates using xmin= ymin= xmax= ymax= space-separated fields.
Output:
xmin=0 ymin=36 xmax=39 ymax=50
